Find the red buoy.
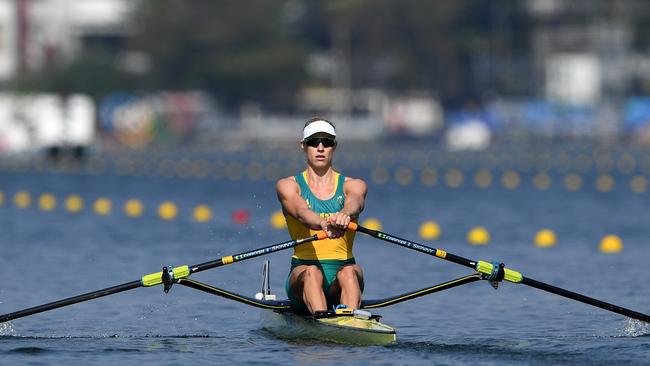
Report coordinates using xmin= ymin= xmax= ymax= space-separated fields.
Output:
xmin=232 ymin=208 xmax=250 ymax=225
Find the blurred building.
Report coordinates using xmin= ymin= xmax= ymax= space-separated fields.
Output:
xmin=0 ymin=0 xmax=132 ymax=81
xmin=2 ymin=0 xmax=650 ymax=152
xmin=526 ymin=0 xmax=646 ymax=104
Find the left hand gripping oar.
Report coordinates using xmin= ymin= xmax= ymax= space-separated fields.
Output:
xmin=0 ymin=233 xmax=327 ymax=323
xmin=348 ymin=223 xmax=650 ymax=323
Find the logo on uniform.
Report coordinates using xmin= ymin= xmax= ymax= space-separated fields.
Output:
xmin=336 ymin=195 xmax=344 ymax=206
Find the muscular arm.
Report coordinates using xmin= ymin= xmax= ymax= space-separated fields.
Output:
xmin=329 ymin=178 xmax=368 ymax=228
xmin=276 ymin=177 xmax=325 ymax=230
xmin=341 ymin=178 xmax=368 ymax=218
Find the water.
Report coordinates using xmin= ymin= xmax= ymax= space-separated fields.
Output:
xmin=1 ymin=158 xmax=649 ymax=365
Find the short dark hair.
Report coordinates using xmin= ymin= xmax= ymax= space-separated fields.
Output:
xmin=304 ymin=117 xmax=335 ymax=129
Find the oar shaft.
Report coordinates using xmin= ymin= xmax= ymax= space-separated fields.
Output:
xmin=1 ymin=233 xmax=326 ymax=323
xmin=350 ymin=223 xmax=477 ymax=269
xmin=190 ymin=233 xmax=326 ymax=273
xmin=522 ymin=277 xmax=650 ymax=323
xmin=0 ymin=280 xmax=141 ymax=323
xmin=350 ymin=223 xmax=650 ymax=323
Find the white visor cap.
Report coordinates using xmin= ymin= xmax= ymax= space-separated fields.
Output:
xmin=302 ymin=120 xmax=336 ymax=140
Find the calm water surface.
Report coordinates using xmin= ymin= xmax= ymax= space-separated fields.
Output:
xmin=1 ymin=162 xmax=649 ymax=365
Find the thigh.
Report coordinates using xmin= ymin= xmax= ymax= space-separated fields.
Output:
xmin=287 ymin=265 xmax=311 ymax=295
xmin=328 ymin=264 xmax=364 ymax=299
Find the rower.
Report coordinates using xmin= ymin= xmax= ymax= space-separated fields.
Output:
xmin=276 ymin=118 xmax=367 ymax=316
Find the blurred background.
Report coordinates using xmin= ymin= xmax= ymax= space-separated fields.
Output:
xmin=1 ymin=0 xmax=650 ymax=250
xmin=1 ymin=0 xmax=650 ymax=157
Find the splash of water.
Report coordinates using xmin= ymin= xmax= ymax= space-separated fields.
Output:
xmin=619 ymin=318 xmax=650 ymax=337
xmin=0 ymin=321 xmax=16 ymax=336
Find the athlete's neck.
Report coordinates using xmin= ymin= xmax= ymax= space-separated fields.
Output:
xmin=305 ymin=166 xmax=335 ymax=187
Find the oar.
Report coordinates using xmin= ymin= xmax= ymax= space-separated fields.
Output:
xmin=348 ymin=222 xmax=650 ymax=323
xmin=0 ymin=233 xmax=326 ymax=323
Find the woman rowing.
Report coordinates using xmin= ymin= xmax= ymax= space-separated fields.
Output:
xmin=276 ymin=118 xmax=367 ymax=316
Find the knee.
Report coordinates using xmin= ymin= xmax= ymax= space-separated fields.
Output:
xmin=337 ymin=266 xmax=359 ymax=283
xmin=302 ymin=266 xmax=324 ymax=283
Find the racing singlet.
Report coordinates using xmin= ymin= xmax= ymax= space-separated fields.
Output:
xmin=285 ymin=171 xmax=356 ymax=260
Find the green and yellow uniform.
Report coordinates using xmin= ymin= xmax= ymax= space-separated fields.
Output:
xmin=285 ymin=171 xmax=359 ymax=311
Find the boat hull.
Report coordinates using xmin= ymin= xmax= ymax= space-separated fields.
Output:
xmin=260 ymin=310 xmax=397 ymax=346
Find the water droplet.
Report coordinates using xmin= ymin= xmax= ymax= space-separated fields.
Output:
xmin=0 ymin=321 xmax=16 ymax=336
xmin=619 ymin=318 xmax=650 ymax=337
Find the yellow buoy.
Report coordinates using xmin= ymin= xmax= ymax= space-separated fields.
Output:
xmin=564 ymin=173 xmax=582 ymax=191
xmin=533 ymin=173 xmax=551 ymax=190
xmin=371 ymin=167 xmax=390 ymax=185
xmin=0 ymin=191 xmax=4 ymax=205
xmin=65 ymin=195 xmax=84 ymax=213
xmin=445 ymin=169 xmax=464 ymax=188
xmin=270 ymin=210 xmax=287 ymax=229
xmin=192 ymin=205 xmax=213 ymax=223
xmin=361 ymin=218 xmax=383 ymax=231
xmin=124 ymin=199 xmax=144 ymax=217
xmin=38 ymin=193 xmax=57 ymax=211
xmin=595 ymin=175 xmax=615 ymax=192
xmin=630 ymin=175 xmax=647 ymax=194
xmin=158 ymin=201 xmax=178 ymax=220
xmin=599 ymin=235 xmax=623 ymax=254
xmin=395 ymin=167 xmax=414 ymax=186
xmin=474 ymin=169 xmax=492 ymax=188
xmin=14 ymin=190 xmax=31 ymax=208
xmin=534 ymin=229 xmax=557 ymax=248
xmin=93 ymin=198 xmax=112 ymax=216
xmin=419 ymin=221 xmax=441 ymax=240
xmin=420 ymin=167 xmax=437 ymax=187
xmin=501 ymin=170 xmax=520 ymax=190
xmin=467 ymin=227 xmax=490 ymax=245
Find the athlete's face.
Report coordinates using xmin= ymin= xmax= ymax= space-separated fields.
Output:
xmin=301 ymin=132 xmax=336 ymax=168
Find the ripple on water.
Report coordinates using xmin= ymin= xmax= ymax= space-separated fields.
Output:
xmin=7 ymin=347 xmax=50 ymax=355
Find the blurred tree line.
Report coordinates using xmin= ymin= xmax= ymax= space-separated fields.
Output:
xmin=19 ymin=0 xmax=531 ymax=110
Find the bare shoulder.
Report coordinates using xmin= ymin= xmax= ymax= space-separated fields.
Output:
xmin=343 ymin=176 xmax=368 ymax=193
xmin=276 ymin=176 xmax=299 ymax=194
